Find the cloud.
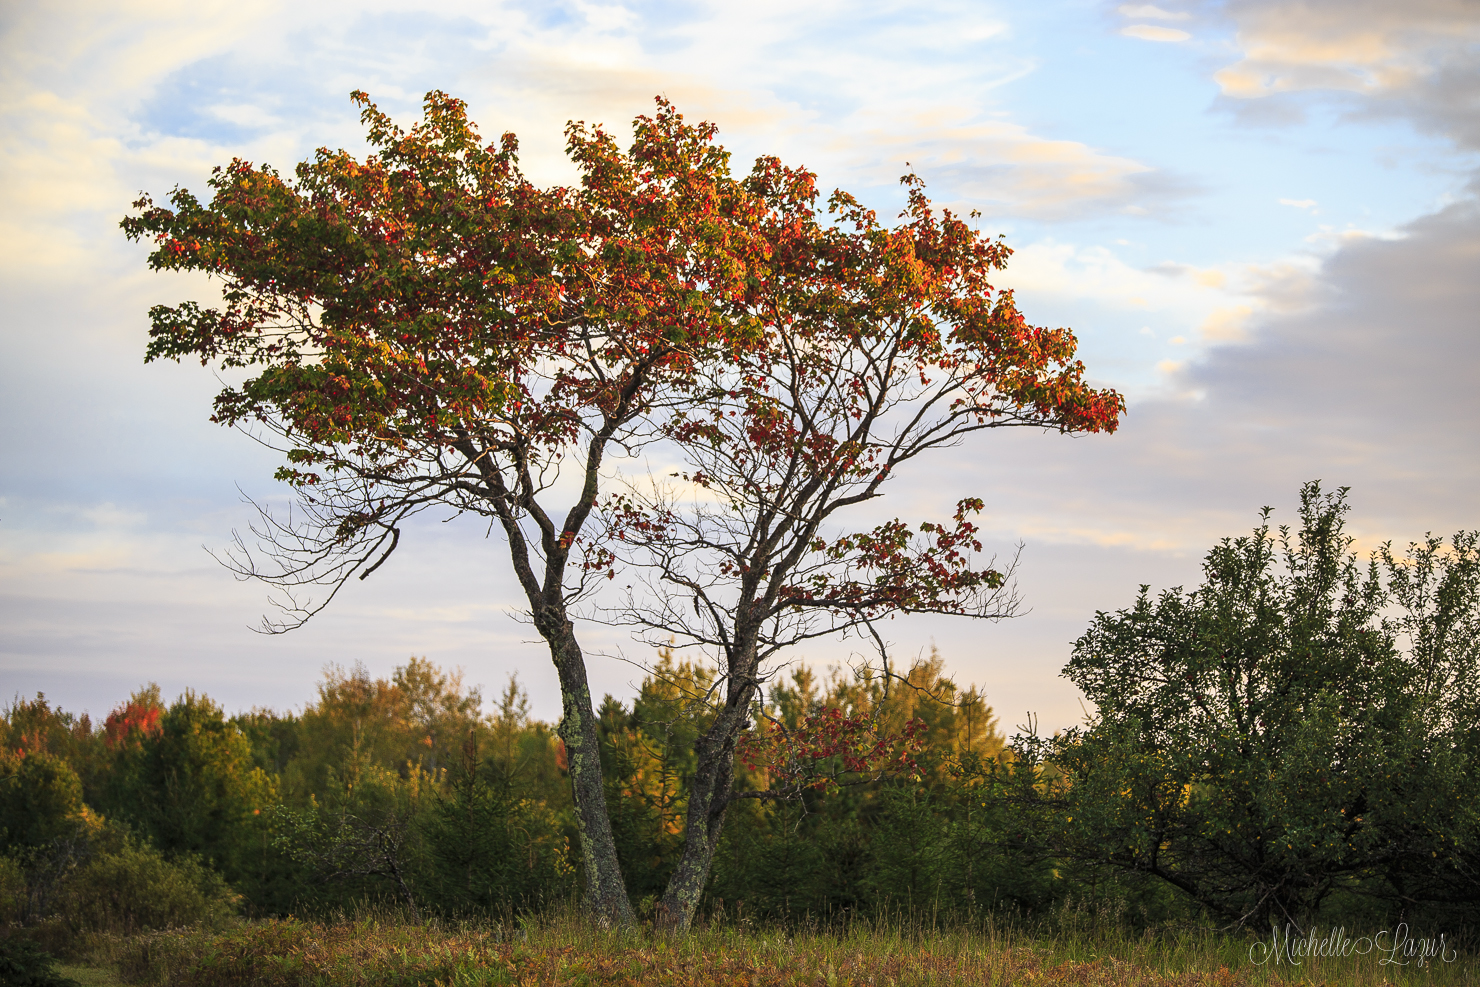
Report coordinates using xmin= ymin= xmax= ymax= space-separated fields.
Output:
xmin=832 ymin=114 xmax=1169 ymax=220
xmin=1214 ymin=0 xmax=1480 ymax=96
xmin=464 ymin=11 xmax=1172 ymax=220
xmin=1197 ymin=305 xmax=1253 ymax=341
xmin=1010 ymin=243 xmax=1229 ymax=311
xmin=462 ymin=55 xmax=1162 ymax=220
xmin=954 ymin=183 xmax=1480 ymax=560
xmin=1121 ymin=25 xmax=1192 ymax=43
xmin=0 ymin=0 xmax=1185 ymax=291
xmin=1211 ymin=0 xmax=1480 ymax=148
xmin=998 ymin=241 xmax=1324 ymax=393
xmin=1279 ymin=197 xmax=1318 ymax=210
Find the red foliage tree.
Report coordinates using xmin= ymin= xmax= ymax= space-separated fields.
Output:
xmin=102 ymin=701 xmax=163 ymax=751
xmin=736 ymin=705 xmax=928 ymax=796
xmin=123 ymin=90 xmax=1121 ymax=927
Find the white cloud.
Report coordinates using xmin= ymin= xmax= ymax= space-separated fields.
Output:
xmin=0 ymin=0 xmax=1182 ymax=290
xmin=1006 ymin=241 xmax=1258 ymax=356
xmin=1279 ymin=197 xmax=1318 ymax=209
xmin=1197 ymin=305 xmax=1252 ymax=341
xmin=1303 ymin=224 xmax=1408 ymax=249
xmin=576 ymin=1 xmax=638 ymax=32
xmin=836 ymin=113 xmax=1162 ymax=219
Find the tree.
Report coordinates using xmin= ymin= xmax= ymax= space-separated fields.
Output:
xmin=1035 ymin=483 xmax=1480 ymax=930
xmin=98 ymin=692 xmax=274 ymax=887
xmin=123 ymin=91 xmax=764 ymax=924
xmin=0 ymin=937 xmax=80 ymax=987
xmin=123 ymin=90 xmax=1121 ymax=927
xmin=2 ymin=694 xmax=104 ymax=800
xmin=603 ymin=168 xmax=1123 ymax=927
xmin=422 ymin=730 xmax=576 ymax=918
xmin=0 ymin=752 xmax=100 ymax=928
xmin=0 ymin=751 xmax=86 ymax=850
xmin=290 ymin=658 xmax=481 ymax=793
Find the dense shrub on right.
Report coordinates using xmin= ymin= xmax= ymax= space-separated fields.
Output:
xmin=1018 ymin=482 xmax=1480 ymax=931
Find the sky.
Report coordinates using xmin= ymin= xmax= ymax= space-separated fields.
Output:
xmin=2 ymin=0 xmax=1478 ymax=733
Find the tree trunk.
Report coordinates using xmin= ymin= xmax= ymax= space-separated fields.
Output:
xmin=544 ymin=614 xmax=635 ymax=926
xmin=656 ymin=698 xmax=748 ymax=931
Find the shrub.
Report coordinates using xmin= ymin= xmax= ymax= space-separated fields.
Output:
xmin=0 ymin=853 xmax=25 ymax=924
xmin=98 ymin=691 xmax=275 ymax=885
xmin=1036 ymin=483 xmax=1480 ymax=929
xmin=60 ymin=841 xmax=239 ymax=935
xmin=0 ymin=936 xmax=79 ymax=987
xmin=422 ymin=754 xmax=577 ymax=918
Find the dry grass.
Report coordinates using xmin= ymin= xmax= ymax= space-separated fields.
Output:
xmin=94 ymin=912 xmax=1476 ymax=987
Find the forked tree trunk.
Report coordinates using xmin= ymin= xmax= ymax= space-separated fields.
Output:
xmin=541 ymin=612 xmax=635 ymax=926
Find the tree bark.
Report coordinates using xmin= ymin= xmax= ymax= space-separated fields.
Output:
xmin=541 ymin=611 xmax=636 ymax=926
xmin=655 ymin=686 xmax=752 ymax=931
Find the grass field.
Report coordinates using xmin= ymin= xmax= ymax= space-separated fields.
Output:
xmin=43 ymin=910 xmax=1473 ymax=987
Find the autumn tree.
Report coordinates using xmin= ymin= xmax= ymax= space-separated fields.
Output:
xmin=124 ymin=90 xmax=1120 ymax=926
xmin=288 ymin=658 xmax=482 ymax=794
xmin=123 ymin=91 xmax=763 ymax=923
xmin=2 ymin=694 xmax=104 ymax=797
xmin=604 ymin=166 xmax=1123 ymax=928
xmin=0 ymin=751 xmax=87 ymax=850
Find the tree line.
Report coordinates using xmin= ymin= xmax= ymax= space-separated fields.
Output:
xmin=0 ymin=646 xmax=1005 ymax=928
xmin=4 ymin=483 xmax=1478 ymax=938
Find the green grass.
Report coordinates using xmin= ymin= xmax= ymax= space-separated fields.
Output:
xmin=58 ymin=963 xmax=128 ymax=987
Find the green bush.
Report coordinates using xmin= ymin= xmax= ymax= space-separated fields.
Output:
xmin=98 ymin=691 xmax=275 ymax=886
xmin=421 ymin=760 xmax=576 ymax=917
xmin=60 ymin=841 xmax=239 ymax=935
xmin=0 ymin=936 xmax=79 ymax=987
xmin=1033 ymin=483 xmax=1480 ymax=929
xmin=0 ymin=853 xmax=25 ymax=924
